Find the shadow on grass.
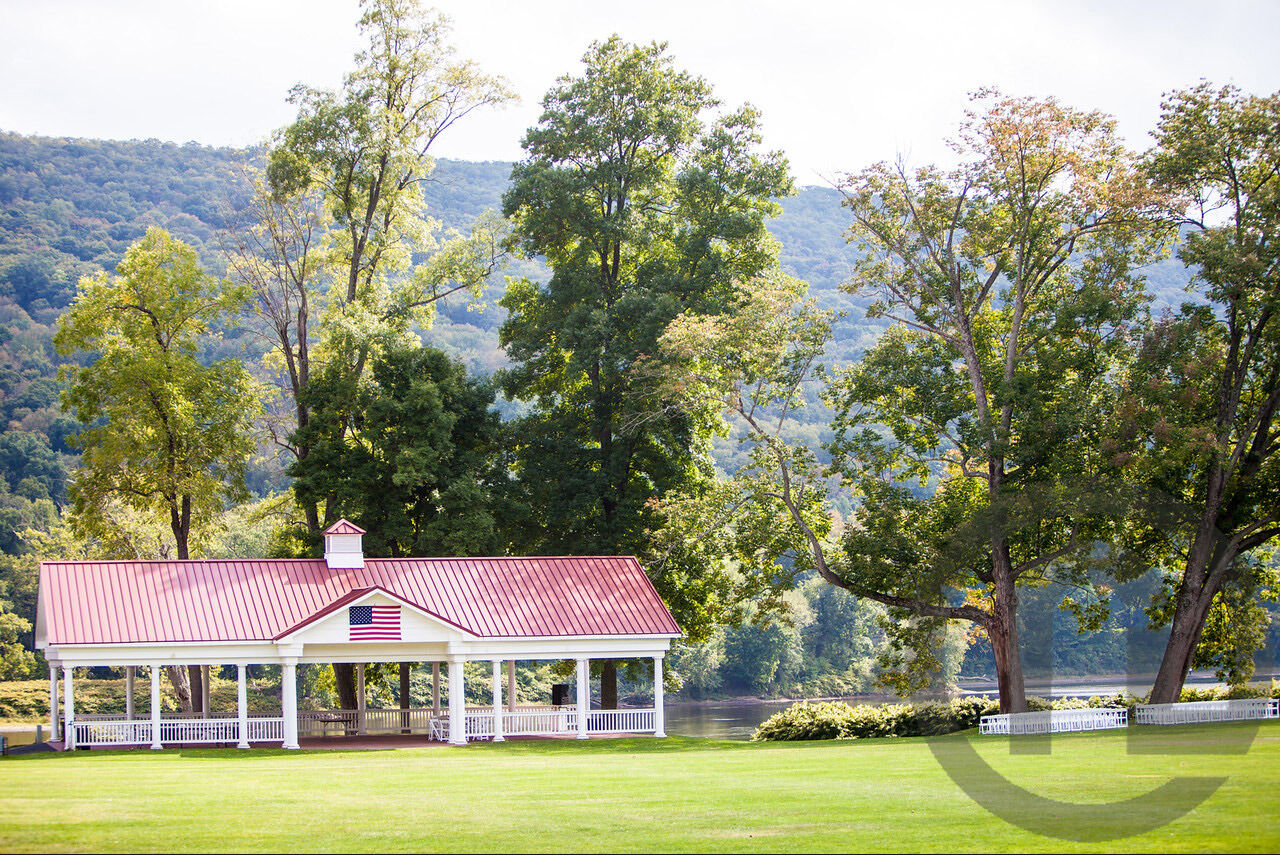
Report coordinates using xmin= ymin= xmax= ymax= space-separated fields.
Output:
xmin=926 ymin=728 xmax=1226 ymax=842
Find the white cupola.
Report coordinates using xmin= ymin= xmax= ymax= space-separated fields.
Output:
xmin=323 ymin=519 xmax=366 ymax=569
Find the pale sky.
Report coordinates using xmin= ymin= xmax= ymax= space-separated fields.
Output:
xmin=2 ymin=0 xmax=1277 ymax=185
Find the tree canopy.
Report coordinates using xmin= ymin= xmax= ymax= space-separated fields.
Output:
xmin=1114 ymin=82 xmax=1280 ymax=702
xmin=54 ymin=227 xmax=261 ymax=561
xmin=499 ymin=36 xmax=794 ymax=647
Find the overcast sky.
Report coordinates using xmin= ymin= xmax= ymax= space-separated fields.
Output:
xmin=2 ymin=0 xmax=1277 ymax=186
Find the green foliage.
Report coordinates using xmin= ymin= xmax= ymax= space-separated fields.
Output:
xmin=499 ymin=37 xmax=794 ymax=645
xmin=1115 ymin=82 xmax=1280 ymax=703
xmin=823 ymin=90 xmax=1168 ymax=712
xmin=0 ymin=612 xmax=35 ymax=680
xmin=288 ymin=345 xmax=515 ymax=557
xmin=54 ymin=228 xmax=262 ymax=558
xmin=751 ymin=694 xmax=1137 ymax=742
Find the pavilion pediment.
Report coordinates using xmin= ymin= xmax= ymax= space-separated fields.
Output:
xmin=276 ymin=587 xmax=471 ymax=646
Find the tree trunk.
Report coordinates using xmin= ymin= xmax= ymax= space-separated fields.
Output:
xmin=600 ymin=660 xmax=618 ymax=710
xmin=1147 ymin=570 xmax=1220 ymax=703
xmin=333 ymin=663 xmax=358 ymax=711
xmin=989 ymin=556 xmax=1027 ymax=714
xmin=1148 ymin=504 xmax=1234 ymax=704
xmin=166 ymin=665 xmax=193 ymax=713
xmin=187 ymin=665 xmax=203 ymax=713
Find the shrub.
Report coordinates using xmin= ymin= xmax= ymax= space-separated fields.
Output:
xmin=752 ymin=693 xmax=1141 ymax=741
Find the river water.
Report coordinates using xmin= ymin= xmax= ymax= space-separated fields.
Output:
xmin=665 ymin=669 xmax=1270 ymax=740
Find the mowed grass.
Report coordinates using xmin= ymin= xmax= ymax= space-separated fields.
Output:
xmin=2 ymin=723 xmax=1279 ymax=853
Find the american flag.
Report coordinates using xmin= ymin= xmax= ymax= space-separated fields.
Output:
xmin=349 ymin=605 xmax=401 ymax=641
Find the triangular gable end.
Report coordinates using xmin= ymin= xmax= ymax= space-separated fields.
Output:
xmin=275 ymin=587 xmax=474 ymax=645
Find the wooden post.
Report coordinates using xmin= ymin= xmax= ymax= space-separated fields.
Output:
xmin=62 ymin=664 xmax=74 ymax=750
xmin=125 ymin=666 xmax=135 ymax=721
xmin=149 ymin=665 xmax=162 ymax=750
xmin=447 ymin=657 xmax=466 ymax=745
xmin=492 ymin=660 xmax=505 ymax=742
xmin=356 ymin=663 xmax=366 ymax=735
xmin=507 ymin=660 xmax=516 ymax=712
xmin=236 ymin=665 xmax=249 ymax=749
xmin=281 ymin=660 xmax=299 ymax=750
xmin=575 ymin=658 xmax=589 ymax=740
xmin=653 ymin=656 xmax=666 ymax=738
xmin=201 ymin=665 xmax=211 ymax=718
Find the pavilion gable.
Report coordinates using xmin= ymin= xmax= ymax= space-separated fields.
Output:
xmin=275 ymin=587 xmax=473 ymax=646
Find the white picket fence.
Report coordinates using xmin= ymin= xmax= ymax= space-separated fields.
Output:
xmin=1135 ymin=698 xmax=1280 ymax=725
xmin=979 ymin=707 xmax=1128 ymax=735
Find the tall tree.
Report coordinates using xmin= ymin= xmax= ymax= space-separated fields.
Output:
xmin=499 ymin=37 xmax=794 ymax=695
xmin=242 ymin=0 xmax=514 ymax=535
xmin=289 ymin=344 xmax=513 ymax=558
xmin=651 ymin=92 xmax=1166 ymax=713
xmin=1118 ymin=83 xmax=1280 ymax=703
xmin=54 ymin=227 xmax=261 ymax=709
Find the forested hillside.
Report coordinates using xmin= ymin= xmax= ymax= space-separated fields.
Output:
xmin=0 ymin=131 xmax=899 ymax=503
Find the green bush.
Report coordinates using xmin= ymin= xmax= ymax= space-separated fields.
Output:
xmin=1179 ymin=680 xmax=1280 ymax=701
xmin=752 ymin=693 xmax=1143 ymax=742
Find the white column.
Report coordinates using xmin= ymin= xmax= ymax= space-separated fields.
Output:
xmin=125 ymin=666 xmax=135 ymax=721
xmin=200 ymin=665 xmax=211 ymax=718
xmin=448 ymin=656 xmax=466 ymax=745
xmin=491 ymin=660 xmax=505 ymax=742
xmin=356 ymin=663 xmax=367 ymax=735
xmin=281 ymin=660 xmax=299 ymax=749
xmin=507 ymin=660 xmax=517 ymax=712
xmin=575 ymin=658 xmax=589 ymax=740
xmin=432 ymin=662 xmax=441 ymax=713
xmin=653 ymin=656 xmax=666 ymax=738
xmin=62 ymin=665 xmax=75 ymax=750
xmin=236 ymin=665 xmax=249 ymax=749
xmin=48 ymin=664 xmax=59 ymax=742
xmin=149 ymin=664 xmax=162 ymax=750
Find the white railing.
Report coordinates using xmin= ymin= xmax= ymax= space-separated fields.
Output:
xmin=1135 ymin=698 xmax=1280 ymax=725
xmin=69 ymin=704 xmax=663 ymax=746
xmin=586 ymin=708 xmax=657 ymax=733
xmin=72 ymin=716 xmax=286 ymax=747
xmin=156 ymin=718 xmax=242 ymax=744
xmin=72 ymin=719 xmax=153 ymax=746
xmin=247 ymin=718 xmax=285 ymax=742
xmin=503 ymin=707 xmax=575 ymax=736
xmin=980 ymin=707 xmax=1128 ymax=735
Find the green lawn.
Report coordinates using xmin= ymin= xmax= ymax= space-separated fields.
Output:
xmin=2 ymin=723 xmax=1278 ymax=853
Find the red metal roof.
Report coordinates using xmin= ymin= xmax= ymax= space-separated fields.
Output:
xmin=323 ymin=519 xmax=366 ymax=535
xmin=38 ymin=556 xmax=681 ymax=645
